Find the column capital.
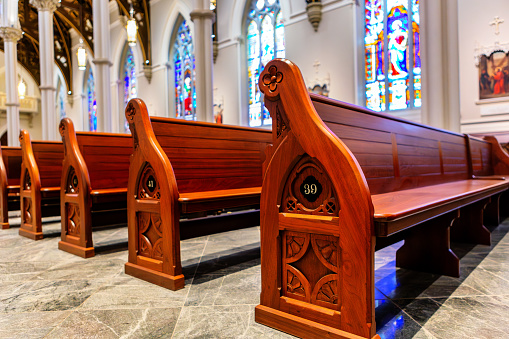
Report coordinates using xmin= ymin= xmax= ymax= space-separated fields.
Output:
xmin=0 ymin=27 xmax=22 ymax=42
xmin=29 ymin=0 xmax=60 ymax=12
xmin=93 ymin=58 xmax=113 ymax=66
xmin=190 ymin=9 xmax=215 ymax=22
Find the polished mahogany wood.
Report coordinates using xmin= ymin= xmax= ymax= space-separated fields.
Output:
xmin=124 ymin=99 xmax=271 ymax=291
xmin=18 ymin=130 xmax=64 ymax=240
xmin=0 ymin=146 xmax=22 ymax=229
xmin=255 ymin=59 xmax=509 ymax=339
xmin=58 ymin=118 xmax=132 ymax=258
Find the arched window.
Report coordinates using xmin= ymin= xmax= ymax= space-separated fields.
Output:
xmin=122 ymin=47 xmax=137 ymax=132
xmin=364 ymin=0 xmax=420 ymax=112
xmin=56 ymin=78 xmax=66 ymax=121
xmin=246 ymin=0 xmax=285 ymax=127
xmin=173 ymin=20 xmax=196 ymax=120
xmin=85 ymin=67 xmax=97 ymax=131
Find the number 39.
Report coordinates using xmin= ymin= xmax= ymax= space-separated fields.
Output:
xmin=304 ymin=183 xmax=317 ymax=195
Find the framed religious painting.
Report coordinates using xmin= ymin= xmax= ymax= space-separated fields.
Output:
xmin=479 ymin=51 xmax=509 ymax=100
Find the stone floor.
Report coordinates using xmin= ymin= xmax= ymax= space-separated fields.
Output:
xmin=0 ymin=213 xmax=508 ymax=338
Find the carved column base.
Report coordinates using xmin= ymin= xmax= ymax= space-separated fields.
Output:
xmin=19 ymin=227 xmax=43 ymax=240
xmin=396 ymin=211 xmax=460 ymax=277
xmin=1 ymin=222 xmax=10 ymax=229
xmin=125 ymin=262 xmax=185 ymax=291
xmin=58 ymin=241 xmax=95 ymax=258
xmin=450 ymin=199 xmax=491 ymax=246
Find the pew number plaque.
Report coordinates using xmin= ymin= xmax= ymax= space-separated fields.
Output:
xmin=300 ymin=175 xmax=322 ymax=203
xmin=146 ymin=175 xmax=156 ymax=193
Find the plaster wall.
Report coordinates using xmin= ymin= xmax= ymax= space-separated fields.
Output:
xmin=459 ymin=0 xmax=509 ymax=134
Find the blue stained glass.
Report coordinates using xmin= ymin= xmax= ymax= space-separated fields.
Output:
xmin=246 ymin=0 xmax=283 ymax=127
xmin=86 ymin=69 xmax=97 ymax=132
xmin=123 ymin=47 xmax=137 ymax=132
xmin=57 ymin=79 xmax=66 ymax=121
xmin=174 ymin=20 xmax=196 ymax=120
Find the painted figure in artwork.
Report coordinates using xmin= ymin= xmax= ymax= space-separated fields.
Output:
xmin=388 ymin=20 xmax=408 ymax=79
xmin=493 ymin=68 xmax=506 ymax=94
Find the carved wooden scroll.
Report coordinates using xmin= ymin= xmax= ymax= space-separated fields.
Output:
xmin=484 ymin=135 xmax=509 ymax=174
xmin=18 ymin=130 xmax=43 ymax=240
xmin=255 ymin=60 xmax=378 ymax=339
xmin=58 ymin=118 xmax=94 ymax=258
xmin=124 ymin=99 xmax=183 ymax=291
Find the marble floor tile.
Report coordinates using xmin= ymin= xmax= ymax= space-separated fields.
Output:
xmin=45 ymin=308 xmax=181 ymax=339
xmin=79 ymin=281 xmax=190 ymax=310
xmin=0 ymin=216 xmax=508 ymax=338
xmin=0 ymin=278 xmax=109 ymax=313
xmin=171 ymin=305 xmax=259 ymax=339
xmin=421 ymin=295 xmax=509 ymax=339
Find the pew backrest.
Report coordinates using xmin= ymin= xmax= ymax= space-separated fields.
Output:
xmin=150 ymin=117 xmax=270 ymax=193
xmin=311 ymin=95 xmax=471 ymax=194
xmin=1 ymin=146 xmax=22 ymax=187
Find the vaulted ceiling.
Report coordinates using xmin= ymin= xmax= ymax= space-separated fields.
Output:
xmin=0 ymin=0 xmax=151 ymax=94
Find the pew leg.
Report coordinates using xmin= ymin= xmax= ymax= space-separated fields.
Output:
xmin=19 ymin=196 xmax=43 ymax=240
xmin=1 ymin=193 xmax=8 ymax=229
xmin=450 ymin=199 xmax=491 ymax=246
xmin=396 ymin=211 xmax=460 ymax=277
xmin=484 ymin=194 xmax=501 ymax=227
xmin=58 ymin=201 xmax=95 ymax=258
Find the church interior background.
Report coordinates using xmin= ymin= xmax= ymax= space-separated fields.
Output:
xmin=1 ymin=0 xmax=509 ymax=337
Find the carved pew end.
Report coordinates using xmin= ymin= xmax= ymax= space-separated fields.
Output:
xmin=125 ymin=262 xmax=185 ymax=291
xmin=58 ymin=241 xmax=95 ymax=258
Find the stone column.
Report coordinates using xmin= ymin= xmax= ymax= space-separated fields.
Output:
xmin=420 ymin=0 xmax=460 ymax=132
xmin=0 ymin=27 xmax=22 ymax=146
xmin=30 ymin=0 xmax=60 ymax=140
xmin=190 ymin=0 xmax=214 ymax=122
xmin=92 ymin=0 xmax=113 ymax=132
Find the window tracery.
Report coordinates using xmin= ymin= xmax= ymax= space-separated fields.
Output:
xmin=247 ymin=0 xmax=285 ymax=127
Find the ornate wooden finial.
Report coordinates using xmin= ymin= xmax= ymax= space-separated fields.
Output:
xmin=59 ymin=120 xmax=66 ymax=137
xmin=19 ymin=130 xmax=24 ymax=142
xmin=126 ymin=101 xmax=136 ymax=121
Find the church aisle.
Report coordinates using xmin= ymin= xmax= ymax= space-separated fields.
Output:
xmin=0 ymin=218 xmax=508 ymax=338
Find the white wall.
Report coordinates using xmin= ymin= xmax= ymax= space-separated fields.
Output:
xmin=459 ymin=0 xmax=509 ymax=134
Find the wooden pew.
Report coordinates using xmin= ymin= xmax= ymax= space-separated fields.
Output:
xmin=123 ymin=99 xmax=272 ymax=290
xmin=254 ymin=59 xmax=509 ymax=339
xmin=19 ymin=131 xmax=64 ymax=240
xmin=0 ymin=146 xmax=22 ymax=229
xmin=58 ymin=118 xmax=132 ymax=258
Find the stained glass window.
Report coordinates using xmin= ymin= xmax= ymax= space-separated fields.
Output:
xmin=174 ymin=20 xmax=196 ymax=120
xmin=246 ymin=0 xmax=284 ymax=127
xmin=86 ymin=68 xmax=97 ymax=132
xmin=123 ymin=47 xmax=137 ymax=132
xmin=364 ymin=0 xmax=420 ymax=112
xmin=56 ymin=79 xmax=66 ymax=121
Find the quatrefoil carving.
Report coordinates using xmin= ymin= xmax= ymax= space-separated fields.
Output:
xmin=263 ymin=65 xmax=283 ymax=92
